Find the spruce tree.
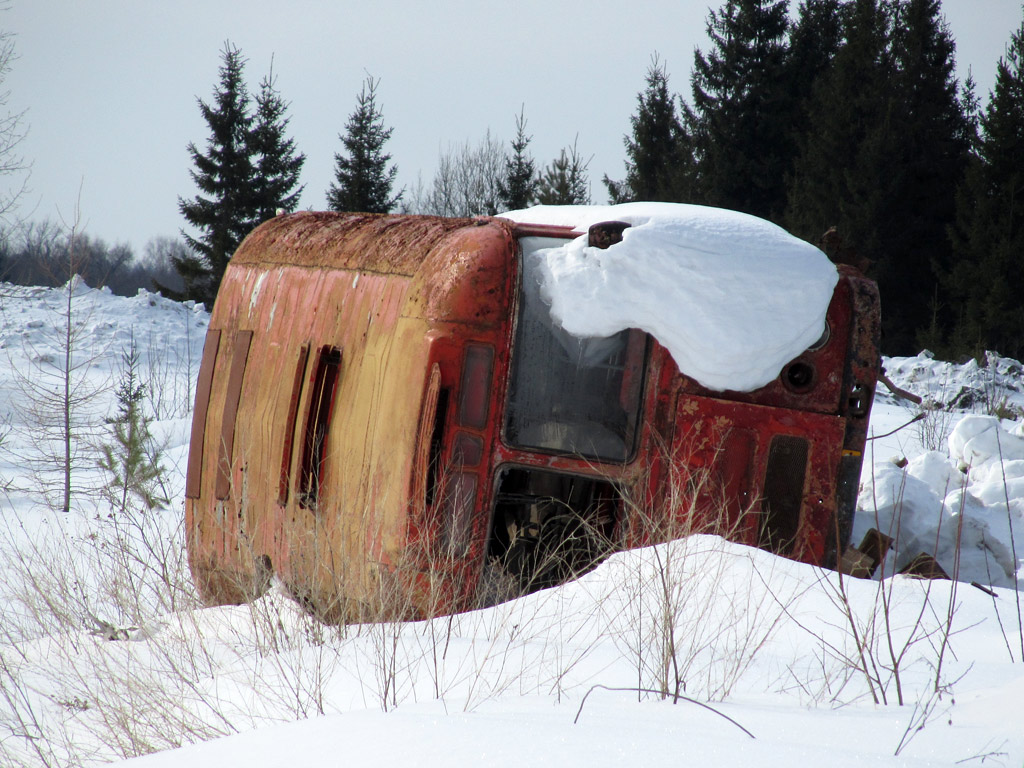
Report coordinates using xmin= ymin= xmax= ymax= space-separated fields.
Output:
xmin=785 ymin=0 xmax=896 ymax=261
xmin=250 ymin=67 xmax=306 ymax=223
xmin=883 ymin=0 xmax=971 ymax=352
xmin=99 ymin=336 xmax=168 ymax=516
xmin=177 ymin=43 xmax=258 ymax=306
xmin=326 ymin=76 xmax=402 ymax=213
xmin=787 ymin=0 xmax=970 ymax=354
xmin=949 ymin=14 xmax=1024 ymax=358
xmin=785 ymin=0 xmax=844 ymax=130
xmin=687 ymin=0 xmax=793 ymax=221
xmin=176 ymin=46 xmax=306 ymax=305
xmin=536 ymin=140 xmax=591 ymax=205
xmin=605 ymin=56 xmax=688 ymax=203
xmin=498 ymin=108 xmax=537 ymax=211
xmin=781 ymin=0 xmax=843 ymax=236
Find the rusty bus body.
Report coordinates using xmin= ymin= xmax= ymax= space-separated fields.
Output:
xmin=185 ymin=210 xmax=880 ymax=620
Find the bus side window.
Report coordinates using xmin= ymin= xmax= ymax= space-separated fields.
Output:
xmin=299 ymin=346 xmax=343 ymax=509
xmin=426 ymin=388 xmax=451 ymax=509
xmin=216 ymin=330 xmax=253 ymax=500
xmin=185 ymin=329 xmax=221 ymax=499
xmin=279 ymin=344 xmax=310 ymax=506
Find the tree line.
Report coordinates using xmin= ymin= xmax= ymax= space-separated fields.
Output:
xmin=608 ymin=0 xmax=1023 ymax=359
xmin=0 ymin=221 xmax=186 ymax=297
xmin=172 ymin=44 xmax=595 ymax=307
xmin=3 ymin=0 xmax=1022 ymax=359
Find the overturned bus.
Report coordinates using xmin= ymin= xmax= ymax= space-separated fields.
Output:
xmin=184 ymin=206 xmax=880 ymax=620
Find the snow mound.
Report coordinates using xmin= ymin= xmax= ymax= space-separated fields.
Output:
xmin=500 ymin=202 xmax=838 ymax=392
xmin=859 ymin=357 xmax=1024 ymax=587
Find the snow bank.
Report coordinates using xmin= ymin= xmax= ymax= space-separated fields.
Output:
xmin=857 ymin=355 xmax=1024 ymax=587
xmin=881 ymin=350 xmax=1024 ymax=412
xmin=500 ymin=203 xmax=838 ymax=392
xmin=0 ymin=281 xmax=207 ymax=505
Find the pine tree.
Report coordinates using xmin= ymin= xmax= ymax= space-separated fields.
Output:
xmin=99 ymin=335 xmax=168 ymax=516
xmin=687 ymin=0 xmax=793 ymax=221
xmin=786 ymin=0 xmax=844 ymax=128
xmin=949 ymin=13 xmax=1024 ymax=358
xmin=787 ymin=0 xmax=971 ymax=354
xmin=177 ymin=43 xmax=259 ymax=306
xmin=882 ymin=0 xmax=971 ymax=352
xmin=536 ymin=140 xmax=591 ymax=205
xmin=250 ymin=66 xmax=306 ymax=223
xmin=604 ymin=56 xmax=688 ymax=204
xmin=498 ymin=108 xmax=537 ymax=211
xmin=780 ymin=0 xmax=844 ymax=236
xmin=785 ymin=0 xmax=897 ymax=261
xmin=176 ymin=45 xmax=306 ymax=305
xmin=326 ymin=76 xmax=402 ymax=213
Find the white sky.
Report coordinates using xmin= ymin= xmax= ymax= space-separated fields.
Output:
xmin=4 ymin=0 xmax=1022 ymax=256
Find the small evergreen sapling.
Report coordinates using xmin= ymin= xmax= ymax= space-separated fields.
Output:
xmin=497 ymin=108 xmax=537 ymax=211
xmin=536 ymin=138 xmax=591 ymax=206
xmin=99 ymin=336 xmax=168 ymax=516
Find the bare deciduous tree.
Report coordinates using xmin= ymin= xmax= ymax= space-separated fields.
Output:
xmin=0 ymin=11 xmax=29 ymax=224
xmin=423 ymin=131 xmax=506 ymax=217
xmin=8 ymin=211 xmax=108 ymax=512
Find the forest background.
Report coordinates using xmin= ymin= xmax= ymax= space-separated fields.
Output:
xmin=2 ymin=0 xmax=1023 ymax=360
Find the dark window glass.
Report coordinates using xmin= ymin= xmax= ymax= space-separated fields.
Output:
xmin=279 ymin=345 xmax=310 ymax=505
xmin=300 ymin=346 xmax=343 ymax=509
xmin=504 ymin=242 xmax=646 ymax=462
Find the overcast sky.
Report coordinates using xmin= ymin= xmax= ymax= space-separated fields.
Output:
xmin=5 ymin=0 xmax=1023 ymax=257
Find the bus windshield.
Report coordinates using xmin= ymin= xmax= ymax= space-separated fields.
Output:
xmin=504 ymin=238 xmax=646 ymax=463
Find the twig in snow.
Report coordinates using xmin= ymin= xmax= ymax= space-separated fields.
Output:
xmin=572 ymin=684 xmax=755 ymax=739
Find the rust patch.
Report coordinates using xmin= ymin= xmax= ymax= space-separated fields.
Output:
xmin=232 ymin=211 xmax=500 ymax=276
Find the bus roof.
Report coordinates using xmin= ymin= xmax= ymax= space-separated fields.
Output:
xmin=232 ymin=211 xmax=496 ymax=276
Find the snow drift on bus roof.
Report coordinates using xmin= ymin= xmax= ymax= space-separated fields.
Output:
xmin=499 ymin=202 xmax=839 ymax=392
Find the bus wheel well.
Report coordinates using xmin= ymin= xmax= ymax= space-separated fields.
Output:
xmin=483 ymin=466 xmax=620 ymax=601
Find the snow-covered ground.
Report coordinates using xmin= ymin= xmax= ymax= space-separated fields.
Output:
xmin=0 ymin=280 xmax=1022 ymax=767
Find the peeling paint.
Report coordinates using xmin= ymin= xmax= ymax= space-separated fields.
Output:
xmin=248 ymin=271 xmax=267 ymax=316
